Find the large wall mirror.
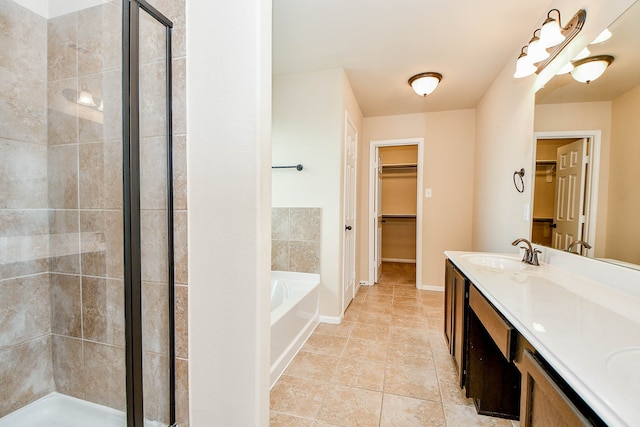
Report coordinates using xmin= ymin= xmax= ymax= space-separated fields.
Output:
xmin=533 ymin=1 xmax=640 ymax=269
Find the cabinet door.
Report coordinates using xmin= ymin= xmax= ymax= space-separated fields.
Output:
xmin=519 ymin=350 xmax=590 ymax=427
xmin=444 ymin=259 xmax=454 ymax=353
xmin=452 ymin=268 xmax=467 ymax=387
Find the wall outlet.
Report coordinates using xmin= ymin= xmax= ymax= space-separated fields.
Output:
xmin=425 ymin=188 xmax=432 ymax=198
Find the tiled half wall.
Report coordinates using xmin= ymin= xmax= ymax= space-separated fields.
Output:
xmin=272 ymin=208 xmax=321 ymax=273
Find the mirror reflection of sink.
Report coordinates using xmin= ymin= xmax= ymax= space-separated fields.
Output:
xmin=606 ymin=347 xmax=640 ymax=395
xmin=461 ymin=254 xmax=526 ymax=271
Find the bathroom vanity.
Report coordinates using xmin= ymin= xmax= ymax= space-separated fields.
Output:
xmin=444 ymin=250 xmax=640 ymax=426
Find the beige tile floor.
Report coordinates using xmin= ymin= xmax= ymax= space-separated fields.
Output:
xmin=270 ymin=263 xmax=519 ymax=426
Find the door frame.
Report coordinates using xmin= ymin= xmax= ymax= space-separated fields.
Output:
xmin=341 ymin=112 xmax=358 ymax=314
xmin=531 ymin=130 xmax=601 ymax=256
xmin=368 ymin=138 xmax=424 ymax=288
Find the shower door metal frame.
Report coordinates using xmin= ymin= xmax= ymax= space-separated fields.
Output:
xmin=123 ymin=1 xmax=176 ymax=426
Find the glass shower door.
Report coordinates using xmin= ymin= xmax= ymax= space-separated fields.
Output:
xmin=139 ymin=6 xmax=174 ymax=426
xmin=123 ymin=1 xmax=175 ymax=425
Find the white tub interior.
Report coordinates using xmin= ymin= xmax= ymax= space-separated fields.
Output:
xmin=270 ymin=271 xmax=320 ymax=388
xmin=0 ymin=393 xmax=167 ymax=427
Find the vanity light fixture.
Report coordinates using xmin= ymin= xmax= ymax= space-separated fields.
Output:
xmin=526 ymin=29 xmax=550 ymax=63
xmin=408 ymin=72 xmax=442 ymax=97
xmin=570 ymin=55 xmax=614 ymax=84
xmin=514 ymin=47 xmax=538 ymax=78
xmin=540 ymin=9 xmax=566 ymax=48
xmin=514 ymin=8 xmax=586 ymax=79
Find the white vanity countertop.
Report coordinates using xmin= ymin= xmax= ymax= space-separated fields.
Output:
xmin=445 ymin=251 xmax=640 ymax=427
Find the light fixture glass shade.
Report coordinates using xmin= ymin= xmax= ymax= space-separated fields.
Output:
xmin=77 ymin=85 xmax=96 ymax=107
xmin=540 ymin=18 xmax=565 ymax=48
xmin=573 ymin=47 xmax=590 ymax=60
xmin=514 ymin=52 xmax=537 ymax=78
xmin=527 ymin=36 xmax=550 ymax=63
xmin=408 ymin=72 xmax=442 ymax=96
xmin=555 ymin=62 xmax=574 ymax=75
xmin=570 ymin=55 xmax=614 ymax=83
xmin=590 ymin=28 xmax=612 ymax=45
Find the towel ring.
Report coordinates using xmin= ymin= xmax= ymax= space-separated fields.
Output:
xmin=513 ymin=168 xmax=525 ymax=193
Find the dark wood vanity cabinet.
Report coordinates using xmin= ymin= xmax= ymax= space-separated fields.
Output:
xmin=517 ymin=350 xmax=590 ymax=427
xmin=444 ymin=258 xmax=605 ymax=425
xmin=466 ymin=285 xmax=521 ymax=419
xmin=444 ymin=259 xmax=468 ymax=387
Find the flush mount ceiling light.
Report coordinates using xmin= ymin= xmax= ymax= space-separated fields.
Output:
xmin=408 ymin=72 xmax=442 ymax=97
xmin=570 ymin=55 xmax=614 ymax=84
xmin=514 ymin=8 xmax=586 ymax=79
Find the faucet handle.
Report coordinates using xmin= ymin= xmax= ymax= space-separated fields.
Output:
xmin=531 ymin=249 xmax=542 ymax=266
xmin=518 ymin=245 xmax=531 ymax=263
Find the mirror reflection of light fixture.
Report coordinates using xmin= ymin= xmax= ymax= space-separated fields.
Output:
xmin=408 ymin=72 xmax=442 ymax=97
xmin=573 ymin=47 xmax=591 ymax=60
xmin=77 ymin=84 xmax=96 ymax=107
xmin=514 ymin=8 xmax=586 ymax=79
xmin=590 ymin=28 xmax=612 ymax=45
xmin=570 ymin=55 xmax=614 ymax=83
xmin=540 ymin=9 xmax=566 ymax=48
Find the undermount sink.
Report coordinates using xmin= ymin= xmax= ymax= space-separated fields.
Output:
xmin=461 ymin=254 xmax=526 ymax=271
xmin=606 ymin=347 xmax=640 ymax=395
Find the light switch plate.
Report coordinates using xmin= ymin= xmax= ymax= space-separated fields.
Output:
xmin=425 ymin=188 xmax=432 ymax=198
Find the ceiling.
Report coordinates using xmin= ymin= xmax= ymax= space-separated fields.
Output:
xmin=273 ymin=0 xmax=554 ymax=117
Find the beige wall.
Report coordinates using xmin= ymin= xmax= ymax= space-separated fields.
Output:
xmin=272 ymin=68 xmax=363 ymax=318
xmin=358 ymin=110 xmax=476 ymax=288
xmin=606 ymin=84 xmax=640 ymax=263
xmin=473 ymin=0 xmax=634 ymax=255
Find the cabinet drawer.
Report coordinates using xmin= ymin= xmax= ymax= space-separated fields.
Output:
xmin=469 ymin=285 xmax=514 ymax=360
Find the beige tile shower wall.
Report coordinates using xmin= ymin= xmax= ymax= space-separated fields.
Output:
xmin=0 ymin=0 xmax=52 ymax=417
xmin=272 ymin=208 xmax=322 ymax=273
xmin=45 ymin=2 xmax=128 ymax=413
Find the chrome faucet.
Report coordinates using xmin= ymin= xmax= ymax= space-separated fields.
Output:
xmin=511 ymin=238 xmax=542 ymax=266
xmin=566 ymin=240 xmax=592 ymax=254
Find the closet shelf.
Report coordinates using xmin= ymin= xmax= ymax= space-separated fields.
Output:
xmin=382 ymin=163 xmax=417 ymax=170
xmin=533 ymin=217 xmax=554 ymax=222
xmin=382 ymin=214 xmax=416 ymax=218
xmin=535 ymin=160 xmax=557 ymax=165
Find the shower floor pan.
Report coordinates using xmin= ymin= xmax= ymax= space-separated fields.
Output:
xmin=0 ymin=393 xmax=166 ymax=427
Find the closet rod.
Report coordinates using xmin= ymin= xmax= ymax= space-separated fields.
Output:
xmin=272 ymin=164 xmax=303 ymax=171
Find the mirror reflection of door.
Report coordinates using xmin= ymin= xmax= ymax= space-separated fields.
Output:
xmin=375 ymin=155 xmax=383 ymax=282
xmin=532 ymin=137 xmax=591 ymax=253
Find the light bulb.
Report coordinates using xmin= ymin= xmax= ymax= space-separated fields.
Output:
xmin=540 ymin=18 xmax=565 ymax=48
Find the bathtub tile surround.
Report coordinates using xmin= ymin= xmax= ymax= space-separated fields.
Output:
xmin=0 ymin=0 xmax=189 ymax=424
xmin=272 ymin=207 xmax=321 ymax=273
xmin=270 ymin=283 xmax=515 ymax=426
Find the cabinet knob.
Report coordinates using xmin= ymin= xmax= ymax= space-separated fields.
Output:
xmin=345 ymin=225 xmax=352 ymax=231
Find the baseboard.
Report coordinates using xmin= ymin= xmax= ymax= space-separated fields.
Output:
xmin=381 ymin=258 xmax=416 ymax=263
xmin=358 ymin=280 xmax=373 ymax=286
xmin=319 ymin=315 xmax=342 ymax=324
xmin=418 ymin=284 xmax=444 ymax=292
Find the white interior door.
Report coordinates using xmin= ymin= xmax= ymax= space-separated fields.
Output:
xmin=374 ymin=154 xmax=383 ymax=282
xmin=553 ymin=138 xmax=587 ymax=250
xmin=342 ymin=115 xmax=357 ymax=312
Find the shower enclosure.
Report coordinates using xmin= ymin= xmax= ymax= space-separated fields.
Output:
xmin=0 ymin=0 xmax=176 ymax=425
